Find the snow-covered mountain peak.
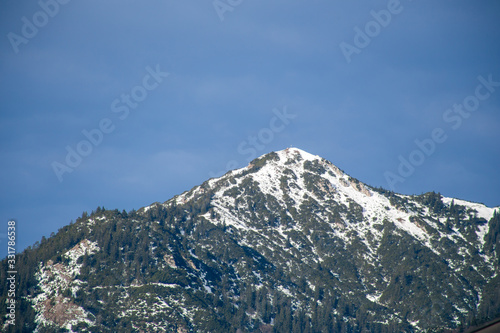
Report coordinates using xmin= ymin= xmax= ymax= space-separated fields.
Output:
xmin=276 ymin=147 xmax=322 ymax=162
xmin=171 ymin=148 xmax=498 ymax=264
xmin=11 ymin=148 xmax=500 ymax=332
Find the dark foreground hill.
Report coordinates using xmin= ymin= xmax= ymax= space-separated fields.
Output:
xmin=1 ymin=148 xmax=500 ymax=332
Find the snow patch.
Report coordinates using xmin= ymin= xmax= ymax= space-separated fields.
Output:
xmin=30 ymin=239 xmax=100 ymax=332
xmin=442 ymin=197 xmax=497 ymax=221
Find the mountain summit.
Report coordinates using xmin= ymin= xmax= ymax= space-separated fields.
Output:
xmin=2 ymin=148 xmax=500 ymax=332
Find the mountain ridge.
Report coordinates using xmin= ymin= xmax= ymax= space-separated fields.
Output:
xmin=1 ymin=147 xmax=499 ymax=332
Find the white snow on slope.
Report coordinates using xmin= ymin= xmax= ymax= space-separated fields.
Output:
xmin=442 ymin=197 xmax=499 ymax=246
xmin=30 ymin=239 xmax=100 ymax=333
xmin=442 ymin=197 xmax=498 ymax=221
xmin=214 ymin=148 xmax=426 ymax=240
xmin=160 ymin=147 xmax=498 ymax=275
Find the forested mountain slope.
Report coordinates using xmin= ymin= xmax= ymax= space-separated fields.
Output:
xmin=1 ymin=148 xmax=499 ymax=332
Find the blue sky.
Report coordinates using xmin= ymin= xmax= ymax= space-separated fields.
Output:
xmin=1 ymin=0 xmax=499 ymax=256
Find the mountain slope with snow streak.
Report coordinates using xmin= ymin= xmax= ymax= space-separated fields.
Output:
xmin=1 ymin=148 xmax=499 ymax=332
